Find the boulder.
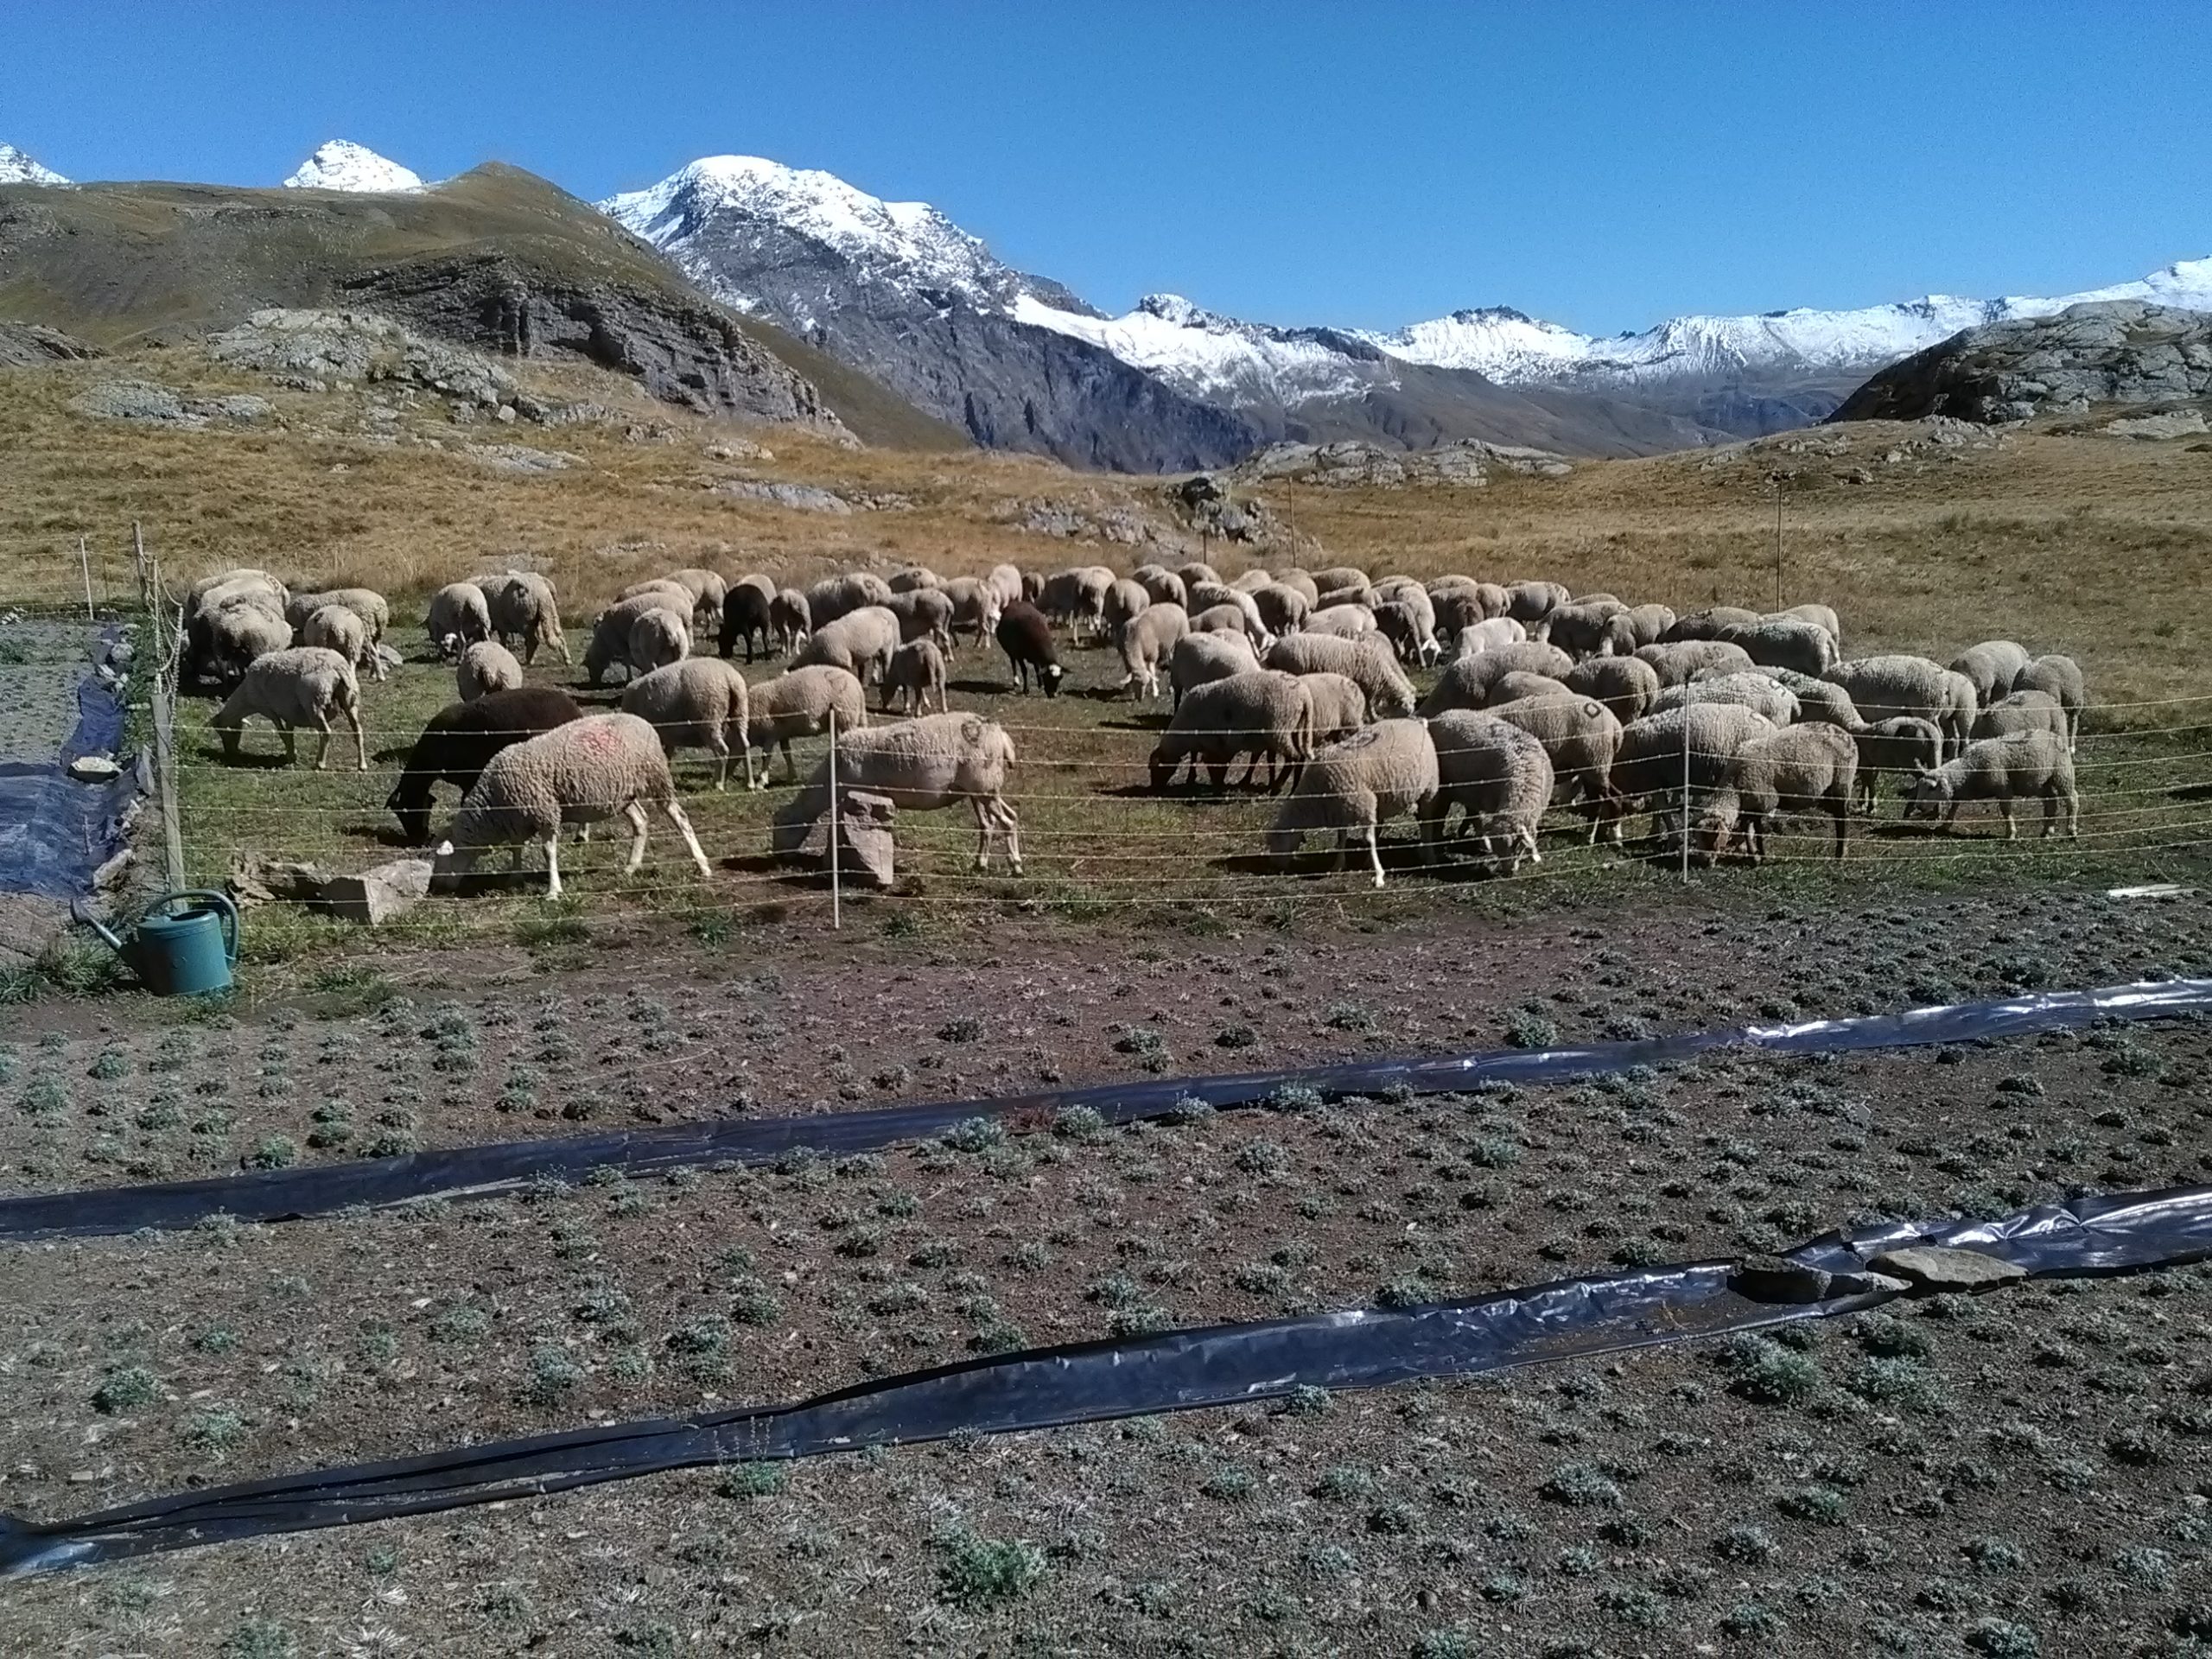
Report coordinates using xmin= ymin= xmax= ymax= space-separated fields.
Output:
xmin=1866 ymin=1245 xmax=2028 ymax=1293
xmin=321 ymin=859 xmax=433 ymax=926
xmin=784 ymin=788 xmax=897 ymax=889
xmin=66 ymin=755 xmax=123 ymax=782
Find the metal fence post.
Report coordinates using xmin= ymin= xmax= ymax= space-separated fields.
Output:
xmin=827 ymin=708 xmax=841 ymax=931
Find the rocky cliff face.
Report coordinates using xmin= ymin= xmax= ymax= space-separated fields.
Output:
xmin=1833 ymin=302 xmax=2212 ymax=424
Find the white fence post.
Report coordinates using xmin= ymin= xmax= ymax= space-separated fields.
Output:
xmin=827 ymin=707 xmax=841 ymax=931
xmin=79 ymin=535 xmax=95 ymax=621
xmin=1680 ymin=725 xmax=1691 ymax=884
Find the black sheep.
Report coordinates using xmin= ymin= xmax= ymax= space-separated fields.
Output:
xmin=386 ymin=686 xmax=585 ymax=843
xmin=995 ymin=600 xmax=1065 ymax=696
xmin=718 ymin=582 xmax=776 ymax=663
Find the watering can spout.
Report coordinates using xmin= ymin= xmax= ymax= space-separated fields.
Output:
xmin=68 ymin=898 xmax=127 ymax=958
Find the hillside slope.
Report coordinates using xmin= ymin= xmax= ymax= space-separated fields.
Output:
xmin=0 ymin=163 xmax=965 ymax=449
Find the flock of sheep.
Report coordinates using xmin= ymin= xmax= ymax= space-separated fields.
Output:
xmin=173 ymin=555 xmax=2088 ymax=899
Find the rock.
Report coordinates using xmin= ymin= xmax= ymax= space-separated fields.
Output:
xmin=226 ymin=855 xmax=331 ymax=909
xmin=2102 ymin=409 xmax=2209 ymax=441
xmin=321 ymin=859 xmax=432 ymax=926
xmin=1729 ymin=1255 xmax=1836 ymax=1304
xmin=712 ymin=479 xmax=854 ymax=513
xmin=707 ymin=438 xmax=774 ymax=462
xmin=71 ymin=380 xmax=202 ymax=426
xmin=1866 ymin=1245 xmax=2028 ymax=1293
xmin=0 ymin=322 xmax=103 ymax=368
xmin=464 ymin=443 xmax=580 ymax=474
xmin=837 ymin=790 xmax=898 ymax=890
xmin=66 ymin=755 xmax=122 ymax=782
xmin=202 ymin=394 xmax=273 ymax=423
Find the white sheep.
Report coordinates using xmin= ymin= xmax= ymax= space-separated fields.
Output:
xmin=1950 ymin=640 xmax=2032 ymax=707
xmin=426 ymin=582 xmax=493 ymax=661
xmin=433 ymin=713 xmax=712 ymax=899
xmin=772 ymin=711 xmax=1021 ymax=873
xmin=1973 ymin=688 xmax=2068 ymax=745
xmin=1610 ymin=702 xmax=1778 ymax=842
xmin=628 ymin=607 xmax=693 ymax=676
xmin=1721 ymin=616 xmax=1836 ymax=677
xmin=883 ymin=588 xmax=956 ymax=653
xmin=1148 ymin=671 xmax=1316 ymax=793
xmin=1191 ymin=601 xmax=1274 ymax=654
xmin=1310 ymin=565 xmax=1370 ymax=594
xmin=1903 ymin=729 xmax=2078 ymax=840
xmin=1117 ymin=603 xmax=1190 ymax=701
xmin=1484 ymin=693 xmax=1624 ymax=842
xmin=1851 ymin=716 xmax=1944 ymax=814
xmin=1103 ymin=578 xmax=1152 ymax=635
xmin=586 ymin=591 xmax=691 ymax=685
xmin=749 ymin=664 xmax=869 ymax=781
xmin=1421 ymin=709 xmax=1554 ymax=873
xmin=479 ymin=571 xmax=569 ymax=664
xmin=887 ymin=564 xmax=942 ymax=592
xmin=210 ymin=645 xmax=365 ymax=772
xmin=1651 ymin=671 xmax=1801 ymax=727
xmin=884 ymin=638 xmax=949 ymax=715
xmin=1265 ymin=720 xmax=1440 ymax=888
xmin=1040 ymin=566 xmax=1117 ymax=641
xmin=941 ymin=576 xmax=1001 ymax=646
xmin=1634 ymin=639 xmax=1755 ymax=688
xmin=457 ymin=639 xmax=524 ymax=702
xmin=1562 ymin=654 xmax=1661 ymax=724
xmin=1249 ymin=582 xmax=1310 ymax=639
xmin=185 ymin=568 xmax=289 ymax=627
xmin=771 ymin=588 xmax=812 ymax=654
xmin=284 ymin=587 xmax=391 ymax=647
xmin=2012 ymin=654 xmax=2083 ymax=751
xmin=796 ymin=604 xmax=900 ymax=685
xmin=1299 ymin=671 xmax=1371 ymax=746
xmin=1418 ymin=641 xmax=1575 ymax=715
xmin=1306 ymin=603 xmax=1380 ymax=640
xmin=805 ymin=572 xmax=897 ymax=629
xmin=300 ymin=603 xmax=381 ymax=683
xmin=1131 ymin=566 xmax=1189 ymax=609
xmin=1266 ymin=632 xmax=1418 ymax=719
xmin=194 ymin=594 xmax=293 ymax=685
xmin=1695 ymin=722 xmax=1859 ymax=863
xmin=1825 ymin=655 xmax=1974 ymax=761
xmin=620 ymin=657 xmax=759 ymax=791
xmin=1170 ymin=631 xmax=1262 ymax=709
xmin=1372 ymin=598 xmax=1442 ymax=665
xmin=1452 ymin=617 xmax=1528 ymax=658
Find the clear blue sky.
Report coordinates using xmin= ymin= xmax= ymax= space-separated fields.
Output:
xmin=8 ymin=1 xmax=2207 ymax=334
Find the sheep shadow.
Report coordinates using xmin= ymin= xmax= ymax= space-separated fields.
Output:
xmin=1098 ymin=715 xmax=1172 ymax=732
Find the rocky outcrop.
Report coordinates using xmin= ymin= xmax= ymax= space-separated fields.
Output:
xmin=1238 ymin=438 xmax=1573 ymax=488
xmin=0 ymin=321 xmax=101 ymax=367
xmin=1833 ymin=302 xmax=2212 ymax=425
xmin=338 ymin=254 xmax=848 ymax=435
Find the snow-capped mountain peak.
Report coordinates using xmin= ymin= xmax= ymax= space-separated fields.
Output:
xmin=283 ymin=140 xmax=423 ymax=194
xmin=0 ymin=143 xmax=67 ymax=186
xmin=601 ymin=155 xmax=1042 ymax=313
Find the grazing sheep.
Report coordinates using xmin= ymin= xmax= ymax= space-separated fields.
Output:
xmin=1936 ymin=669 xmax=1980 ymax=761
xmin=426 ymin=582 xmax=493 ymax=660
xmin=185 ymin=568 xmax=288 ymax=627
xmin=2012 ymin=654 xmax=2083 ymax=750
xmin=1310 ymin=565 xmax=1370 ymax=594
xmin=771 ymin=588 xmax=812 ymax=654
xmin=887 ymin=565 xmax=942 ymax=593
xmin=1763 ymin=667 xmax=1862 ymax=730
xmin=1903 ymin=729 xmax=2078 ymax=840
xmin=1635 ymin=639 xmax=1756 ymax=688
xmin=1187 ymin=582 xmax=1269 ymax=642
xmin=1315 ymin=583 xmax=1376 ymax=613
xmin=1950 ymin=640 xmax=2032 ymax=707
xmin=1652 ymin=671 xmax=1801 ymax=727
xmin=796 ymin=605 xmax=899 ymax=686
xmin=750 ymin=664 xmax=868 ymax=781
xmin=1430 ymin=586 xmax=1490 ymax=639
xmin=1421 ymin=710 xmax=1554 ymax=872
xmin=1171 ymin=631 xmax=1261 ymax=708
xmin=620 ymin=577 xmax=696 ymax=613
xmin=1611 ymin=702 xmax=1778 ymax=842
xmin=1229 ymin=569 xmax=1273 ymax=594
xmin=1039 ymin=566 xmax=1116 ymax=640
xmin=995 ymin=599 xmax=1066 ymax=695
xmin=984 ymin=563 xmax=1027 ymax=611
xmin=1620 ymin=604 xmax=1676 ymax=649
xmin=1720 ymin=617 xmax=1835 ymax=677
xmin=1249 ymin=582 xmax=1310 ymax=638
xmin=1542 ymin=600 xmax=1630 ymax=660
xmin=719 ymin=574 xmax=779 ymax=663
xmin=1192 ymin=601 xmax=1274 ymax=652
xmin=1850 ymin=716 xmax=1944 ymax=814
xmin=621 ymin=657 xmax=759 ymax=791
xmin=586 ymin=592 xmax=697 ymax=686
xmin=1103 ymin=578 xmax=1152 ymax=634
xmin=1973 ymin=688 xmax=2069 ymax=744
xmin=806 ymin=572 xmax=896 ymax=629
xmin=1174 ymin=561 xmax=1224 ymax=588
xmin=883 ymin=587 xmax=956 ymax=652
xmin=1306 ymin=603 xmax=1380 ymax=640
xmin=457 ymin=639 xmax=524 ymax=702
xmin=1117 ymin=603 xmax=1190 ymax=701
xmin=1266 ymin=632 xmax=1418 ymax=719
xmin=1020 ymin=570 xmax=1043 ymax=602
xmin=1298 ymin=671 xmax=1371 ymax=745
xmin=663 ymin=569 xmax=728 ymax=632
xmin=1265 ymin=720 xmax=1440 ymax=888
xmin=1149 ymin=671 xmax=1315 ymax=793
xmin=772 ymin=711 xmax=1022 ymax=873
xmin=1697 ymin=722 xmax=1858 ymax=862
xmin=941 ymin=576 xmax=1002 ymax=646
xmin=1775 ymin=603 xmax=1841 ymax=651
xmin=1418 ymin=641 xmax=1575 ymax=715
xmin=627 ymin=607 xmax=692 ymax=676
xmin=884 ymin=638 xmax=949 ymax=715
xmin=1505 ymin=580 xmax=1573 ymax=630
xmin=1665 ymin=606 xmax=1762 ymax=642
xmin=285 ymin=587 xmax=391 ymax=647
xmin=210 ymin=645 xmax=365 ymax=772
xmin=1131 ymin=566 xmax=1188 ymax=609
xmin=1452 ymin=617 xmax=1529 ymax=658
xmin=1824 ymin=655 xmax=1968 ymax=760
xmin=1484 ymin=671 xmax=1577 ymax=708
xmin=1562 ymin=654 xmax=1662 ymax=725
xmin=480 ymin=572 xmax=569 ymax=665
xmin=387 ymin=686 xmax=585 ymax=843
xmin=1485 ymin=693 xmax=1624 ymax=841
xmin=301 ymin=603 xmax=379 ymax=683
xmin=190 ymin=595 xmax=292 ymax=687
xmin=1373 ymin=598 xmax=1442 ymax=665
xmin=1275 ymin=570 xmax=1321 ymax=606
xmin=434 ymin=713 xmax=711 ymax=899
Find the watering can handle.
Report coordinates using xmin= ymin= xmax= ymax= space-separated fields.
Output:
xmin=159 ymin=890 xmax=240 ymax=968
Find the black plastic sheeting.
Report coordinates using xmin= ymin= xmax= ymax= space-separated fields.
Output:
xmin=3 ymin=1182 xmax=2206 ymax=1576
xmin=1 ymin=976 xmax=2207 ymax=1243
xmin=0 ymin=628 xmax=139 ymax=901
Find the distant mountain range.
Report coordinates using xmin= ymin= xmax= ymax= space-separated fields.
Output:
xmin=6 ymin=137 xmax=2209 ymax=469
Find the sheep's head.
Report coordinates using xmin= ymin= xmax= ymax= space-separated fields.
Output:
xmin=1900 ymin=768 xmax=1950 ymax=820
xmin=428 ymin=838 xmax=480 ymax=892
xmin=1039 ymin=662 xmax=1065 ymax=697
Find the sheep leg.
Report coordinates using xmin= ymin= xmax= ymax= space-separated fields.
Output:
xmin=542 ymin=836 xmax=563 ymax=899
xmin=1364 ymin=822 xmax=1385 ymax=890
xmin=615 ymin=801 xmax=652 ymax=875
xmin=347 ymin=707 xmax=366 ymax=772
xmin=708 ymin=732 xmax=730 ymax=792
xmin=310 ymin=716 xmax=333 ymax=772
xmin=664 ymin=800 xmax=712 ymax=878
xmin=2001 ymin=802 xmax=2017 ymax=842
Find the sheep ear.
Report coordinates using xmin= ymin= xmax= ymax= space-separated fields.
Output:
xmin=434 ymin=840 xmax=454 ymax=856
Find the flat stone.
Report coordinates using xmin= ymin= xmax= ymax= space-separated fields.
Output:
xmin=1866 ymin=1245 xmax=2028 ymax=1293
xmin=838 ymin=790 xmax=897 ymax=890
xmin=1730 ymin=1255 xmax=1834 ymax=1304
xmin=66 ymin=755 xmax=123 ymax=781
xmin=321 ymin=859 xmax=432 ymax=926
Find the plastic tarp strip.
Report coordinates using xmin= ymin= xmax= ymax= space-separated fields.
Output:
xmin=0 ymin=628 xmax=139 ymax=901
xmin=3 ymin=1182 xmax=2207 ymax=1576
xmin=0 ymin=977 xmax=2206 ymax=1242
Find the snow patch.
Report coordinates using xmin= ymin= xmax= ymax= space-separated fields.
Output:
xmin=0 ymin=144 xmax=67 ymax=186
xmin=283 ymin=140 xmax=423 ymax=194
xmin=1014 ymin=293 xmax=1371 ymax=405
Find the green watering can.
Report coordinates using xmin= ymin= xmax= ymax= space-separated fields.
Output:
xmin=73 ymin=891 xmax=240 ymax=996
